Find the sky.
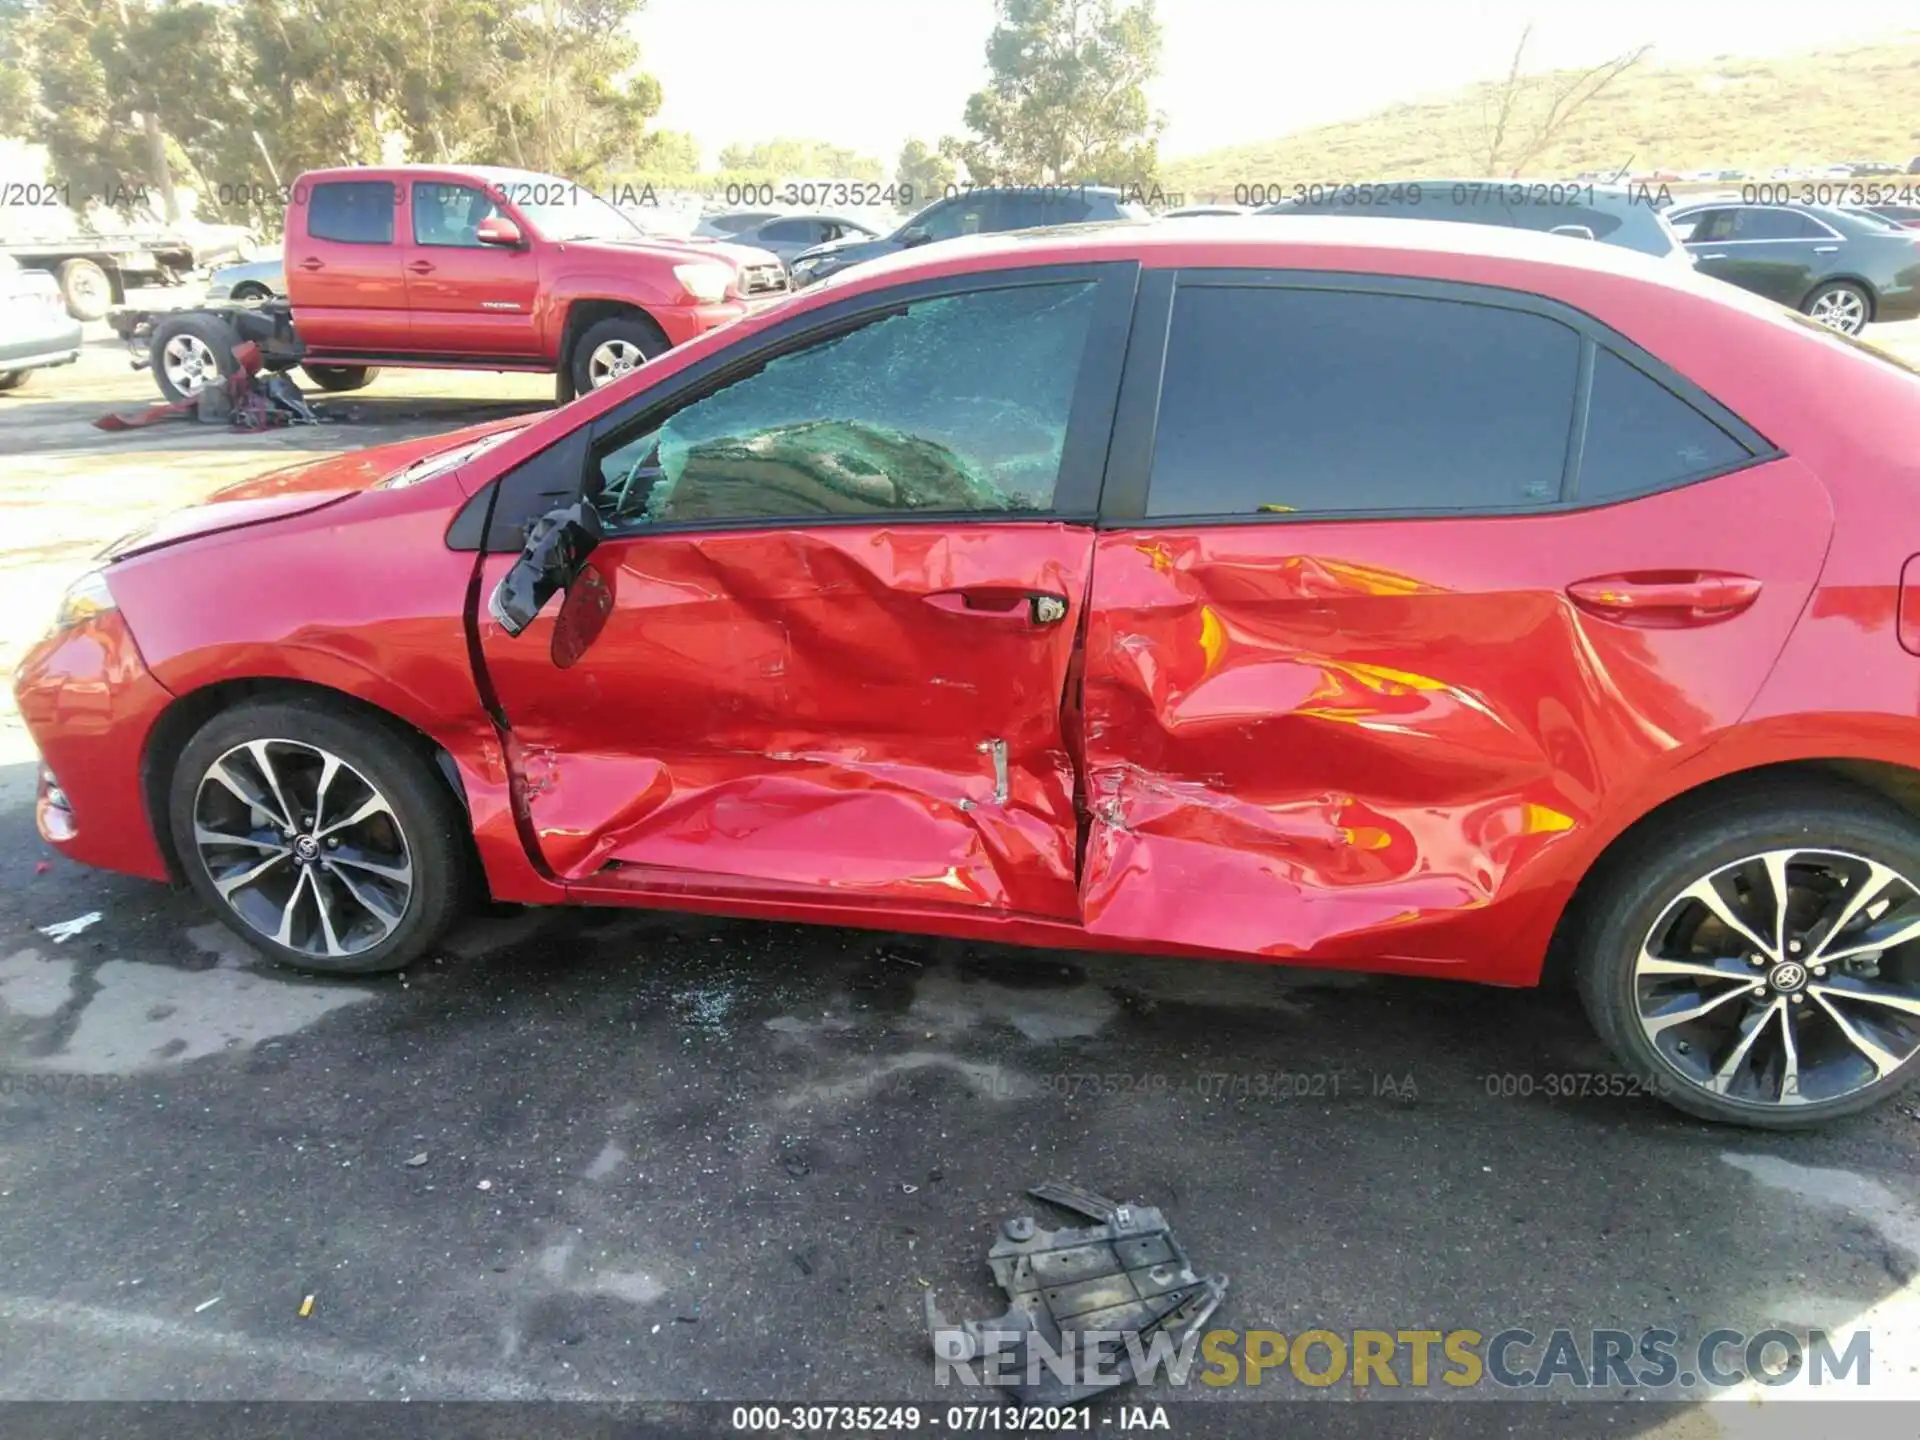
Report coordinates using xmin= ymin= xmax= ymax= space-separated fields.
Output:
xmin=641 ymin=0 xmax=1918 ymax=166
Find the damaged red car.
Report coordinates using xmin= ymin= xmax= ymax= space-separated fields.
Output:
xmin=20 ymin=219 xmax=1920 ymax=1129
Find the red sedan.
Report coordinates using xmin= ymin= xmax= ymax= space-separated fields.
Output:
xmin=19 ymin=219 xmax=1920 ymax=1129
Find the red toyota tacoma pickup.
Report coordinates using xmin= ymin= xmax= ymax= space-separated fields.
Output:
xmin=112 ymin=164 xmax=789 ymax=404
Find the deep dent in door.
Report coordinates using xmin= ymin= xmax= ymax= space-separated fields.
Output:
xmin=477 ymin=523 xmax=1094 ymax=918
xmin=1077 ymin=460 xmax=1835 ymax=976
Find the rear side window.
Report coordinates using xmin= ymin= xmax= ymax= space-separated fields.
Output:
xmin=1577 ymin=349 xmax=1750 ymax=500
xmin=1145 ymin=286 xmax=1580 ymax=517
xmin=1732 ymin=208 xmax=1829 ymax=240
xmin=307 ymin=181 xmax=396 ymax=245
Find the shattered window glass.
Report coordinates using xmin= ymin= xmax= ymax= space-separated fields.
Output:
xmin=592 ymin=281 xmax=1097 ymax=528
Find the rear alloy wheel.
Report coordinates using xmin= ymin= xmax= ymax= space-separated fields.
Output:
xmin=1578 ymin=791 xmax=1920 ymax=1127
xmin=1803 ymin=281 xmax=1871 ymax=335
xmin=300 ymin=363 xmax=380 ymax=393
xmin=570 ymin=314 xmax=667 ymax=393
xmin=169 ymin=702 xmax=469 ymax=975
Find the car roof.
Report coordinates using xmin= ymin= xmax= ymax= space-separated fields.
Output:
xmin=817 ymin=214 xmax=1714 ymax=297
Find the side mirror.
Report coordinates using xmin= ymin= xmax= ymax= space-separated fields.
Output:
xmin=476 ymin=216 xmax=525 ymax=247
xmin=899 ymin=225 xmax=932 ymax=247
xmin=488 ymin=501 xmax=602 ymax=637
xmin=1549 ymin=224 xmax=1596 ymax=240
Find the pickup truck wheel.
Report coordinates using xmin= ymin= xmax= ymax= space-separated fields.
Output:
xmin=150 ymin=313 xmax=241 ymax=404
xmin=56 ymin=258 xmax=113 ymax=321
xmin=570 ymin=315 xmax=668 ymax=393
xmin=0 ymin=370 xmax=28 ymax=392
xmin=301 ymin=364 xmax=380 ymax=393
xmin=231 ymin=282 xmax=274 ymax=304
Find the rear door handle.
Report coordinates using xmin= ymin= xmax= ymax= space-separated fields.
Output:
xmin=925 ymin=588 xmax=1069 ymax=626
xmin=1813 ymin=245 xmax=1839 ymax=253
xmin=296 ymin=257 xmax=324 ymax=271
xmin=1567 ymin=572 xmax=1762 ymax=627
xmin=1697 ymin=253 xmax=1727 ymax=261
xmin=407 ymin=260 xmax=437 ymax=275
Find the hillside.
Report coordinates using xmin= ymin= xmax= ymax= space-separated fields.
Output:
xmin=1161 ymin=35 xmax=1920 ymax=201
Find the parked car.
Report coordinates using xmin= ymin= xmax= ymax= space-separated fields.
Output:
xmin=693 ymin=213 xmax=880 ymax=264
xmin=787 ymin=185 xmax=1149 ymax=285
xmin=691 ymin=211 xmax=782 ymax=239
xmin=1258 ymin=180 xmax=1692 ymax=261
xmin=205 ymin=257 xmax=284 ymax=303
xmin=0 ymin=255 xmax=83 ymax=389
xmin=1664 ymin=200 xmax=1920 ymax=335
xmin=21 ymin=218 xmax=1920 ymax=1130
xmin=111 ymin=166 xmax=789 ymax=403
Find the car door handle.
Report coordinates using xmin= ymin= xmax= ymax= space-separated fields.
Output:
xmin=407 ymin=260 xmax=436 ymax=275
xmin=297 ymin=257 xmax=324 ymax=271
xmin=925 ymin=588 xmax=1070 ymax=626
xmin=1814 ymin=245 xmax=1839 ymax=253
xmin=1697 ymin=253 xmax=1727 ymax=261
xmin=1567 ymin=572 xmax=1762 ymax=627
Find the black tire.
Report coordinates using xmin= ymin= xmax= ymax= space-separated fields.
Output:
xmin=231 ymin=282 xmax=275 ymax=304
xmin=568 ymin=313 xmax=668 ymax=394
xmin=149 ymin=313 xmax=241 ymax=404
xmin=1576 ymin=781 xmax=1920 ymax=1129
xmin=0 ymin=370 xmax=28 ymax=392
xmin=300 ymin=363 xmax=380 ymax=393
xmin=1801 ymin=280 xmax=1872 ymax=336
xmin=56 ymin=257 xmax=114 ymax=321
xmin=167 ymin=699 xmax=471 ymax=976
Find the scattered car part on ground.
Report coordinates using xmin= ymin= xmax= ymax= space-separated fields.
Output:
xmin=787 ymin=185 xmax=1149 ymax=286
xmin=1259 ymin=180 xmax=1693 ymax=261
xmin=96 ymin=338 xmax=325 ymax=432
xmin=925 ymin=1181 xmax=1227 ymax=1403
xmin=106 ymin=164 xmax=789 ymax=405
xmin=18 ymin=218 xmax=1920 ymax=1128
xmin=1665 ymin=199 xmax=1920 ymax=334
xmin=0 ymin=256 xmax=83 ymax=391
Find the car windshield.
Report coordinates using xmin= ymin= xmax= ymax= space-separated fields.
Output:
xmin=505 ymin=178 xmax=648 ymax=244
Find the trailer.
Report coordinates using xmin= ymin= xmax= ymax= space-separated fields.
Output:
xmin=0 ymin=227 xmax=251 ymax=321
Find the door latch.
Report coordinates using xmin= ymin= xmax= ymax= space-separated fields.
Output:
xmin=1031 ymin=595 xmax=1067 ymax=626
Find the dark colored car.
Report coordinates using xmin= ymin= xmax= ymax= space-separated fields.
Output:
xmin=693 ymin=213 xmax=880 ymax=264
xmin=20 ymin=219 xmax=1920 ymax=1130
xmin=787 ymin=185 xmax=1148 ymax=285
xmin=1666 ymin=201 xmax=1920 ymax=335
xmin=1258 ymin=180 xmax=1691 ymax=262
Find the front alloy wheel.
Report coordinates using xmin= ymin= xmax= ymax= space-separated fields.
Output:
xmin=170 ymin=700 xmax=469 ymax=975
xmin=193 ymin=739 xmax=414 ymax=959
xmin=587 ymin=339 xmax=648 ymax=388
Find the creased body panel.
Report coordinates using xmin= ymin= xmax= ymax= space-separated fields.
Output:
xmin=478 ymin=522 xmax=1093 ymax=918
xmin=1080 ymin=459 xmax=1834 ymax=982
